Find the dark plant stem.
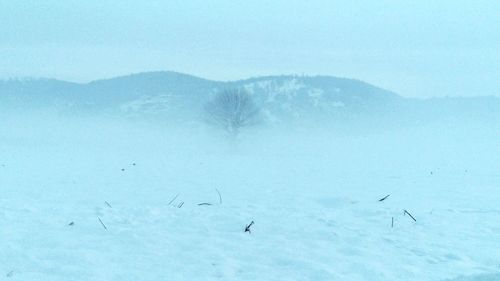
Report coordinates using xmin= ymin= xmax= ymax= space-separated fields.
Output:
xmin=404 ymin=210 xmax=417 ymax=222
xmin=168 ymin=194 xmax=179 ymax=205
xmin=245 ymin=221 xmax=255 ymax=233
xmin=379 ymin=194 xmax=390 ymax=202
xmin=98 ymin=217 xmax=107 ymax=230
xmin=216 ymin=188 xmax=222 ymax=204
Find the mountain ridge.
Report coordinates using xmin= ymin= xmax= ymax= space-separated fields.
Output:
xmin=1 ymin=71 xmax=498 ymax=125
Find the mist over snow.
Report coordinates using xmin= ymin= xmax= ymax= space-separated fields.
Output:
xmin=0 ymin=71 xmax=499 ymax=280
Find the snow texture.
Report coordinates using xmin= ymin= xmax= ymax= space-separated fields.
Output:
xmin=0 ymin=112 xmax=499 ymax=280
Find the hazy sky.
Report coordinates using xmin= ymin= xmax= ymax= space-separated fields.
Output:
xmin=1 ymin=0 xmax=499 ymax=97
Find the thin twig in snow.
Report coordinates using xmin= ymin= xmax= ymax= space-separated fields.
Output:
xmin=378 ymin=194 xmax=390 ymax=202
xmin=168 ymin=194 xmax=179 ymax=205
xmin=245 ymin=221 xmax=255 ymax=233
xmin=404 ymin=210 xmax=417 ymax=222
xmin=105 ymin=201 xmax=112 ymax=208
xmin=216 ymin=188 xmax=222 ymax=204
xmin=98 ymin=217 xmax=107 ymax=230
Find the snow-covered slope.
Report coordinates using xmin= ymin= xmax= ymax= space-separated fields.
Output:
xmin=2 ymin=72 xmax=498 ymax=127
xmin=0 ymin=72 xmax=399 ymax=119
xmin=2 ymin=71 xmax=499 ymax=130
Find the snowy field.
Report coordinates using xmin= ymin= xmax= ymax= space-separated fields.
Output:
xmin=1 ymin=113 xmax=499 ymax=281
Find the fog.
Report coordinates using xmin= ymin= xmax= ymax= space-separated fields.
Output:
xmin=1 ymin=1 xmax=500 ymax=279
xmin=0 ymin=99 xmax=499 ymax=280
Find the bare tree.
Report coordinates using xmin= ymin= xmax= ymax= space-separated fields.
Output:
xmin=204 ymin=89 xmax=259 ymax=136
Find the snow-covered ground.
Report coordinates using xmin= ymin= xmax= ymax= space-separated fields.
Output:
xmin=0 ymin=114 xmax=499 ymax=280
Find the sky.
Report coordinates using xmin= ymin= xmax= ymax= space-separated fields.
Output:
xmin=0 ymin=0 xmax=499 ymax=98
